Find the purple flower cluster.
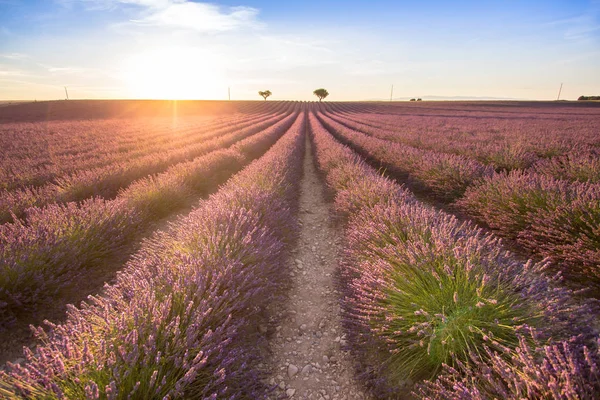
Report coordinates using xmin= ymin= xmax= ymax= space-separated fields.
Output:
xmin=0 ymin=109 xmax=293 ymax=223
xmin=0 ymin=111 xmax=306 ymax=398
xmin=316 ymin=112 xmax=494 ymax=201
xmin=459 ymin=171 xmax=600 ymax=285
xmin=317 ymin=101 xmax=600 ymax=173
xmin=308 ymin=110 xmax=598 ymax=397
xmin=416 ymin=333 xmax=600 ymax=399
xmin=0 ymin=110 xmax=299 ymax=327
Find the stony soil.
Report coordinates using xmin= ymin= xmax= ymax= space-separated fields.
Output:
xmin=1 ymin=133 xmax=373 ymax=399
xmin=263 ymin=136 xmax=370 ymax=399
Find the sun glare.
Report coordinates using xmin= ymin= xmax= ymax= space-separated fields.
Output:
xmin=121 ymin=47 xmax=227 ymax=100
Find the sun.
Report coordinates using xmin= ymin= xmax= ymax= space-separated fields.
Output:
xmin=121 ymin=47 xmax=227 ymax=100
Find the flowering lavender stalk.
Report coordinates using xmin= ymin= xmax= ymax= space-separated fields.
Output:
xmin=459 ymin=170 xmax=600 ymax=284
xmin=416 ymin=332 xmax=600 ymax=400
xmin=0 ymin=112 xmax=289 ymax=223
xmin=308 ymin=111 xmax=598 ymax=397
xmin=316 ymin=112 xmax=494 ymax=201
xmin=0 ymin=111 xmax=305 ymax=398
xmin=0 ymin=110 xmax=299 ymax=327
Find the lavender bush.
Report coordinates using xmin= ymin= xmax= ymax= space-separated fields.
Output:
xmin=0 ymin=110 xmax=299 ymax=327
xmin=309 ymin=111 xmax=598 ymax=397
xmin=416 ymin=332 xmax=600 ymax=400
xmin=459 ymin=171 xmax=600 ymax=284
xmin=0 ymin=111 xmax=305 ymax=398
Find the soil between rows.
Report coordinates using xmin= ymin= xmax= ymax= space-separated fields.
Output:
xmin=263 ymin=134 xmax=370 ymax=399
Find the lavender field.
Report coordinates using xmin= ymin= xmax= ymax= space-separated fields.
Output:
xmin=0 ymin=99 xmax=599 ymax=399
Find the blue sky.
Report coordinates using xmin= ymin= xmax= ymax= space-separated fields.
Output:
xmin=1 ymin=0 xmax=599 ymax=100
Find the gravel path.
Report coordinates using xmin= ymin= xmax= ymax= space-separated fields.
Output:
xmin=264 ymin=135 xmax=370 ymax=399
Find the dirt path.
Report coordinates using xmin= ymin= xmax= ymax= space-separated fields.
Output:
xmin=265 ymin=135 xmax=370 ymax=399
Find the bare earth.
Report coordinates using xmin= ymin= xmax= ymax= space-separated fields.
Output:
xmin=264 ymin=136 xmax=370 ymax=399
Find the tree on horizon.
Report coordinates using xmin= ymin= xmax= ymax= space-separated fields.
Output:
xmin=258 ymin=90 xmax=272 ymax=100
xmin=313 ymin=88 xmax=329 ymax=102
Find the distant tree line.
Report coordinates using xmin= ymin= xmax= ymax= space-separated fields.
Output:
xmin=410 ymin=98 xmax=423 ymax=102
xmin=578 ymin=95 xmax=600 ymax=101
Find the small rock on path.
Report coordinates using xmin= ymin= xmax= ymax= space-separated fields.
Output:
xmin=264 ymin=134 xmax=370 ymax=399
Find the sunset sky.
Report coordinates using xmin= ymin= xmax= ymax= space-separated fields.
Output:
xmin=1 ymin=0 xmax=599 ymax=101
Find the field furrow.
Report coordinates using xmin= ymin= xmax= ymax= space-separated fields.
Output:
xmin=0 ymin=108 xmax=306 ymax=399
xmin=308 ymin=108 xmax=599 ymax=398
xmin=0 ymin=110 xmax=292 ymax=222
xmin=0 ymin=110 xmax=299 ymax=328
xmin=315 ymin=108 xmax=600 ymax=289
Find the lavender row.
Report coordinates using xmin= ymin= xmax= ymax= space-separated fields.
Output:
xmin=0 ymin=111 xmax=305 ymax=399
xmin=317 ymin=111 xmax=600 ymax=287
xmin=458 ymin=171 xmax=600 ymax=286
xmin=0 ymin=111 xmax=299 ymax=327
xmin=328 ymin=109 xmax=600 ymax=182
xmin=316 ymin=111 xmax=494 ymax=201
xmin=0 ymin=101 xmax=297 ymax=192
xmin=308 ymin=111 xmax=598 ymax=397
xmin=0 ymin=114 xmax=238 ymax=191
xmin=327 ymin=111 xmax=544 ymax=171
xmin=0 ymin=111 xmax=290 ymax=223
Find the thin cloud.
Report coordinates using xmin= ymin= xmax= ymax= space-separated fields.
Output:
xmin=545 ymin=2 xmax=600 ymax=42
xmin=57 ymin=0 xmax=262 ymax=32
xmin=0 ymin=53 xmax=29 ymax=60
xmin=131 ymin=3 xmax=261 ymax=32
xmin=0 ymin=66 xmax=31 ymax=77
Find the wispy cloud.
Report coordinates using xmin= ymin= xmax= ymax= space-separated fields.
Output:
xmin=0 ymin=53 xmax=29 ymax=60
xmin=58 ymin=0 xmax=262 ymax=32
xmin=546 ymin=1 xmax=600 ymax=42
xmin=131 ymin=3 xmax=261 ymax=32
xmin=0 ymin=65 xmax=31 ymax=77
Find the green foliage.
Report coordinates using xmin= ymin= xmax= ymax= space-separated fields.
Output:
xmin=346 ymin=203 xmax=547 ymax=384
xmin=578 ymin=95 xmax=600 ymax=101
xmin=381 ymin=250 xmax=539 ymax=380
xmin=313 ymin=88 xmax=329 ymax=102
xmin=258 ymin=90 xmax=272 ymax=100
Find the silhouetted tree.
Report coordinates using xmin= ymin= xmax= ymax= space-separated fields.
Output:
xmin=417 ymin=98 xmax=422 ymax=101
xmin=313 ymin=88 xmax=329 ymax=102
xmin=410 ymin=98 xmax=416 ymax=102
xmin=258 ymin=90 xmax=272 ymax=100
xmin=578 ymin=95 xmax=600 ymax=101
